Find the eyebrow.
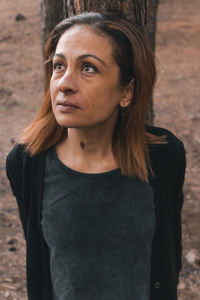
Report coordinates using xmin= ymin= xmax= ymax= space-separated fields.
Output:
xmin=54 ymin=53 xmax=107 ymax=67
xmin=78 ymin=54 xmax=107 ymax=67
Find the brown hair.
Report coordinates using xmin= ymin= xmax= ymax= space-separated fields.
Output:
xmin=20 ymin=10 xmax=166 ymax=181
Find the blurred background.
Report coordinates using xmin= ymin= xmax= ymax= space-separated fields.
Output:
xmin=0 ymin=0 xmax=200 ymax=299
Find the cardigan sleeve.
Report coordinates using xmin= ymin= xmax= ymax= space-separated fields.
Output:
xmin=159 ymin=130 xmax=186 ymax=282
xmin=171 ymin=140 xmax=186 ymax=280
xmin=147 ymin=125 xmax=186 ymax=284
xmin=6 ymin=144 xmax=27 ymax=239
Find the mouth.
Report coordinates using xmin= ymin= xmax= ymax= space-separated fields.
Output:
xmin=56 ymin=100 xmax=80 ymax=112
xmin=57 ymin=100 xmax=80 ymax=108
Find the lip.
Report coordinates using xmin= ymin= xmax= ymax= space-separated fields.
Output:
xmin=56 ymin=100 xmax=80 ymax=112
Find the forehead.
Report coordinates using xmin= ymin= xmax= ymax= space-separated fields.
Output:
xmin=55 ymin=25 xmax=115 ymax=62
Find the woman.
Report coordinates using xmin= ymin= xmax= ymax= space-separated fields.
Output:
xmin=6 ymin=10 xmax=186 ymax=300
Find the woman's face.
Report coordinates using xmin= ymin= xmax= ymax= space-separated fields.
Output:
xmin=50 ymin=25 xmax=130 ymax=129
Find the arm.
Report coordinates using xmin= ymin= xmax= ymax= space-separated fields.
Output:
xmin=6 ymin=144 xmax=27 ymax=239
xmin=148 ymin=126 xmax=186 ymax=289
xmin=171 ymin=141 xmax=186 ymax=281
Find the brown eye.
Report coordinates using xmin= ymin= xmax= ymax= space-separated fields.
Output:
xmin=53 ymin=62 xmax=64 ymax=71
xmin=82 ymin=63 xmax=98 ymax=73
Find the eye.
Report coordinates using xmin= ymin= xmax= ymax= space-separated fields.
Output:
xmin=53 ymin=61 xmax=65 ymax=71
xmin=82 ymin=63 xmax=98 ymax=73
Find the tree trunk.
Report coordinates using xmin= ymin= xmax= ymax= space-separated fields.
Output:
xmin=64 ymin=0 xmax=158 ymax=123
xmin=145 ymin=0 xmax=159 ymax=122
xmin=40 ymin=0 xmax=64 ymax=52
xmin=65 ymin=0 xmax=147 ymax=27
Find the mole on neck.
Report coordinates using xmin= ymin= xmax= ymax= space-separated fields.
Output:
xmin=80 ymin=141 xmax=85 ymax=149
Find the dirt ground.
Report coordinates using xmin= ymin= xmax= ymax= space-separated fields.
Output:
xmin=0 ymin=0 xmax=200 ymax=299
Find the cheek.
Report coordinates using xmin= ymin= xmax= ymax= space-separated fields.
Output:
xmin=107 ymin=84 xmax=123 ymax=104
xmin=109 ymin=90 xmax=115 ymax=98
xmin=50 ymin=80 xmax=56 ymax=103
xmin=80 ymin=87 xmax=99 ymax=109
xmin=87 ymin=83 xmax=121 ymax=110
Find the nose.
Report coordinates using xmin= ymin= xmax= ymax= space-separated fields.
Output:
xmin=57 ymin=69 xmax=78 ymax=94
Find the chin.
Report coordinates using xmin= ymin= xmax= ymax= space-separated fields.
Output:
xmin=54 ymin=116 xmax=84 ymax=128
xmin=54 ymin=112 xmax=107 ymax=129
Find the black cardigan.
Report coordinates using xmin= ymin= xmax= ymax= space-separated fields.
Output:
xmin=6 ymin=126 xmax=186 ymax=300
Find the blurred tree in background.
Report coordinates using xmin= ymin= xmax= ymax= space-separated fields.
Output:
xmin=40 ymin=0 xmax=64 ymax=50
xmin=40 ymin=0 xmax=159 ymax=123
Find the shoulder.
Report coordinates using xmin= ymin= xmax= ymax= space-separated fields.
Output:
xmin=146 ymin=125 xmax=186 ymax=185
xmin=6 ymin=143 xmax=46 ymax=177
xmin=7 ymin=143 xmax=28 ymax=158
xmin=6 ymin=144 xmax=30 ymax=187
xmin=6 ymin=143 xmax=47 ymax=171
xmin=6 ymin=143 xmax=30 ymax=169
xmin=6 ymin=143 xmax=46 ymax=193
xmin=146 ymin=124 xmax=186 ymax=160
xmin=146 ymin=124 xmax=184 ymax=148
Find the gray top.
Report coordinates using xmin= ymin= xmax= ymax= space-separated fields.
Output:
xmin=41 ymin=147 xmax=155 ymax=300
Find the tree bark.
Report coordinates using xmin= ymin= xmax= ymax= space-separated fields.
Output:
xmin=65 ymin=0 xmax=147 ymax=27
xmin=146 ymin=0 xmax=159 ymax=53
xmin=40 ymin=0 xmax=64 ymax=51
xmin=64 ymin=0 xmax=158 ymax=123
xmin=145 ymin=0 xmax=159 ymax=122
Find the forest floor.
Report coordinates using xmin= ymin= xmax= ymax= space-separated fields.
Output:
xmin=0 ymin=0 xmax=200 ymax=299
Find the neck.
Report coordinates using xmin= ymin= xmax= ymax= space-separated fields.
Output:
xmin=56 ymin=115 xmax=119 ymax=173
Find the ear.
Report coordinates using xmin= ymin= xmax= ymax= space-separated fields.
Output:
xmin=119 ymin=78 xmax=134 ymax=108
